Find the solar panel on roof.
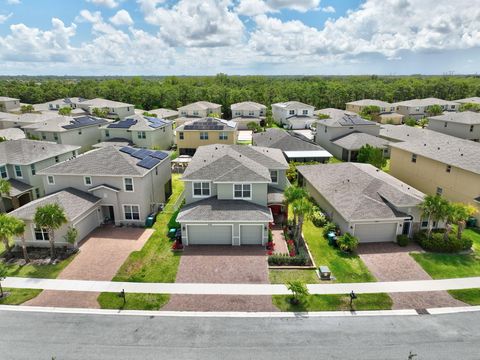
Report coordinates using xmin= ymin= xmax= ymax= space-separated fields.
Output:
xmin=137 ymin=156 xmax=161 ymax=169
xmin=62 ymin=116 xmax=108 ymax=130
xmin=150 ymin=151 xmax=168 ymax=160
xmin=131 ymin=149 xmax=153 ymax=159
xmin=119 ymin=146 xmax=136 ymax=155
xmin=107 ymin=118 xmax=137 ymax=129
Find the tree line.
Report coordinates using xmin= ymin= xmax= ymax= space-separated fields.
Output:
xmin=1 ymin=74 xmax=480 ymax=118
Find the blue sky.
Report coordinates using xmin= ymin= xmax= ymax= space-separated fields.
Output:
xmin=0 ymin=0 xmax=478 ymax=75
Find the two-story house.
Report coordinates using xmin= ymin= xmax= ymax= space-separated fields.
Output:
xmin=143 ymin=108 xmax=179 ymax=120
xmin=456 ymin=97 xmax=480 ymax=106
xmin=0 ymin=139 xmax=80 ymax=211
xmin=37 ymin=145 xmax=172 ymax=227
xmin=314 ymin=108 xmax=386 ymax=161
xmin=393 ymin=98 xmax=459 ymax=119
xmin=33 ymin=97 xmax=85 ymax=113
xmin=271 ymin=101 xmax=316 ymax=129
xmin=22 ymin=115 xmax=110 ymax=153
xmin=175 ymin=117 xmax=237 ymax=156
xmin=345 ymin=99 xmax=404 ymax=124
xmin=74 ymin=98 xmax=135 ymax=119
xmin=177 ymin=144 xmax=289 ymax=245
xmin=427 ymin=111 xmax=480 ymax=142
xmin=230 ymin=101 xmax=267 ymax=130
xmin=0 ymin=97 xmax=21 ymax=112
xmin=0 ymin=112 xmax=55 ymax=130
xmin=100 ymin=114 xmax=173 ymax=150
xmin=176 ymin=101 xmax=222 ymax=127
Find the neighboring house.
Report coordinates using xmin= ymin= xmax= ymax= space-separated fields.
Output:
xmin=298 ymin=163 xmax=425 ymax=242
xmin=0 ymin=128 xmax=26 ymax=140
xmin=427 ymin=111 xmax=480 ymax=141
xmin=345 ymin=99 xmax=403 ymax=124
xmin=10 ymin=188 xmax=102 ymax=248
xmin=0 ymin=139 xmax=80 ymax=211
xmin=0 ymin=97 xmax=21 ymax=112
xmin=142 ymin=108 xmax=179 ymax=120
xmin=456 ymin=97 xmax=480 ymax=105
xmin=393 ymin=98 xmax=459 ymax=119
xmin=22 ymin=115 xmax=110 ymax=153
xmin=37 ymin=146 xmax=172 ymax=226
xmin=0 ymin=112 xmax=55 ymax=130
xmin=176 ymin=101 xmax=222 ymax=127
xmin=380 ymin=124 xmax=480 ymax=222
xmin=33 ymin=97 xmax=85 ymax=112
xmin=101 ymin=114 xmax=174 ymax=150
xmin=74 ymin=98 xmax=135 ymax=119
xmin=252 ymin=128 xmax=332 ymax=163
xmin=314 ymin=108 xmax=383 ymax=161
xmin=176 ymin=144 xmax=289 ymax=245
xmin=272 ymin=101 xmax=316 ymax=129
xmin=175 ymin=117 xmax=237 ymax=156
xmin=230 ymin=101 xmax=266 ymax=130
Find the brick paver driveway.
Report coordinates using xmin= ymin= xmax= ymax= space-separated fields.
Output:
xmin=25 ymin=226 xmax=153 ymax=308
xmin=358 ymin=242 xmax=465 ymax=310
xmin=163 ymin=246 xmax=277 ymax=312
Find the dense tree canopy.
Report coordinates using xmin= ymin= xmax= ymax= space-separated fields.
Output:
xmin=1 ymin=75 xmax=479 ymax=118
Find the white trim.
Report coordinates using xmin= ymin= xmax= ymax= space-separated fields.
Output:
xmin=122 ymin=204 xmax=140 ymax=221
xmin=47 ymin=175 xmax=55 ymax=185
xmin=123 ymin=177 xmax=134 ymax=192
xmin=31 ymin=224 xmax=49 ymax=242
xmin=191 ymin=181 xmax=210 ymax=198
xmin=14 ymin=165 xmax=23 ymax=179
xmin=88 ymin=185 xmax=120 ymax=193
xmin=72 ymin=205 xmax=101 ymax=226
xmin=233 ymin=183 xmax=252 ymax=200
xmin=84 ymin=176 xmax=92 ymax=186
xmin=0 ymin=165 xmax=8 ymax=180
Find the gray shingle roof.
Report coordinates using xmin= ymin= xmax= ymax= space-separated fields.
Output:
xmin=346 ymin=99 xmax=392 ymax=107
xmin=231 ymin=101 xmax=266 ymax=111
xmin=272 ymin=101 xmax=314 ymax=109
xmin=177 ymin=197 xmax=273 ymax=222
xmin=252 ymin=128 xmax=325 ymax=152
xmin=456 ymin=97 xmax=480 ymax=105
xmin=0 ymin=139 xmax=79 ymax=165
xmin=145 ymin=108 xmax=179 ymax=118
xmin=297 ymin=163 xmax=424 ymax=221
xmin=267 ymin=186 xmax=285 ymax=205
xmin=331 ymin=132 xmax=389 ymax=150
xmin=23 ymin=115 xmax=109 ymax=132
xmin=380 ymin=124 xmax=480 ymax=174
xmin=8 ymin=179 xmax=33 ymax=197
xmin=0 ymin=128 xmax=26 ymax=140
xmin=9 ymin=188 xmax=101 ymax=221
xmin=182 ymin=144 xmax=288 ymax=182
xmin=428 ymin=111 xmax=480 ymax=125
xmin=177 ymin=101 xmax=221 ymax=111
xmin=393 ymin=97 xmax=459 ymax=107
xmin=315 ymin=108 xmax=378 ymax=127
xmin=77 ymin=98 xmax=134 ymax=108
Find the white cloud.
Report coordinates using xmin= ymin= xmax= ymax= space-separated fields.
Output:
xmin=6 ymin=0 xmax=20 ymax=4
xmin=320 ymin=5 xmax=335 ymax=13
xmin=236 ymin=0 xmax=320 ymax=15
xmin=86 ymin=0 xmax=119 ymax=8
xmin=236 ymin=0 xmax=275 ymax=16
xmin=109 ymin=9 xmax=133 ymax=26
xmin=0 ymin=13 xmax=13 ymax=24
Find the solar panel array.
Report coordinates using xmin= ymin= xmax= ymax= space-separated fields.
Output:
xmin=119 ymin=146 xmax=169 ymax=169
xmin=62 ymin=116 xmax=109 ymax=130
xmin=146 ymin=116 xmax=169 ymax=129
xmin=107 ymin=118 xmax=137 ymax=129
xmin=338 ymin=114 xmax=374 ymax=126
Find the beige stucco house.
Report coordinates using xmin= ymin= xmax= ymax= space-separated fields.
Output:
xmin=176 ymin=101 xmax=222 ymax=127
xmin=346 ymin=99 xmax=403 ymax=124
xmin=393 ymin=98 xmax=459 ymax=119
xmin=427 ymin=111 xmax=480 ymax=142
xmin=230 ymin=101 xmax=266 ymax=130
xmin=74 ymin=98 xmax=135 ymax=119
xmin=0 ymin=97 xmax=21 ymax=112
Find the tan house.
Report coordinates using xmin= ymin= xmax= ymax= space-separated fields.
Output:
xmin=393 ymin=98 xmax=459 ymax=119
xmin=380 ymin=125 xmax=480 ymax=222
xmin=0 ymin=97 xmax=21 ymax=112
xmin=74 ymin=98 xmax=135 ymax=119
xmin=231 ymin=101 xmax=266 ymax=130
xmin=175 ymin=117 xmax=238 ymax=156
xmin=346 ymin=99 xmax=403 ymax=124
xmin=427 ymin=111 xmax=480 ymax=142
xmin=176 ymin=101 xmax=222 ymax=127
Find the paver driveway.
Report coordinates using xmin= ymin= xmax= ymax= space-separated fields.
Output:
xmin=358 ymin=242 xmax=465 ymax=310
xmin=163 ymin=246 xmax=277 ymax=312
xmin=25 ymin=226 xmax=153 ymax=308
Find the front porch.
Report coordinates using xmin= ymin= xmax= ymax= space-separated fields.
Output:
xmin=267 ymin=186 xmax=287 ymax=227
xmin=1 ymin=179 xmax=34 ymax=212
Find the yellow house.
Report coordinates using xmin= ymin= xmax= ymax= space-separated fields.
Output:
xmin=346 ymin=99 xmax=403 ymax=124
xmin=381 ymin=125 xmax=480 ymax=222
xmin=176 ymin=117 xmax=238 ymax=156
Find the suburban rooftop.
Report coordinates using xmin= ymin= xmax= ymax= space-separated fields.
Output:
xmin=428 ymin=111 xmax=480 ymax=125
xmin=315 ymin=108 xmax=378 ymax=127
xmin=105 ymin=114 xmax=171 ymax=131
xmin=253 ymin=128 xmax=326 ymax=152
xmin=231 ymin=101 xmax=267 ymax=111
xmin=393 ymin=97 xmax=459 ymax=107
xmin=273 ymin=101 xmax=314 ymax=109
xmin=77 ymin=98 xmax=134 ymax=108
xmin=0 ymin=96 xmax=19 ymax=101
xmin=177 ymin=101 xmax=221 ymax=110
xmin=331 ymin=131 xmax=389 ymax=150
xmin=176 ymin=117 xmax=237 ymax=131
xmin=0 ymin=139 xmax=79 ymax=165
xmin=456 ymin=97 xmax=480 ymax=104
xmin=346 ymin=99 xmax=392 ymax=107
xmin=22 ymin=115 xmax=109 ymax=132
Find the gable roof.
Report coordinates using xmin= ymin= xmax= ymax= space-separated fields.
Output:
xmin=0 ymin=96 xmax=19 ymax=102
xmin=231 ymin=101 xmax=267 ymax=111
xmin=315 ymin=108 xmax=379 ymax=127
xmin=183 ymin=144 xmax=288 ymax=182
xmin=77 ymin=98 xmax=134 ymax=108
xmin=252 ymin=128 xmax=325 ymax=152
xmin=105 ymin=114 xmax=171 ymax=131
xmin=346 ymin=99 xmax=392 ymax=108
xmin=331 ymin=132 xmax=389 ymax=150
xmin=22 ymin=115 xmax=109 ymax=132
xmin=393 ymin=97 xmax=459 ymax=107
xmin=9 ymin=188 xmax=101 ymax=221
xmin=177 ymin=101 xmax=221 ymax=111
xmin=176 ymin=117 xmax=237 ymax=131
xmin=298 ymin=163 xmax=424 ymax=221
xmin=428 ymin=111 xmax=480 ymax=125
xmin=456 ymin=97 xmax=480 ymax=105
xmin=144 ymin=108 xmax=178 ymax=118
xmin=0 ymin=139 xmax=79 ymax=165
xmin=272 ymin=101 xmax=314 ymax=109
xmin=0 ymin=128 xmax=26 ymax=140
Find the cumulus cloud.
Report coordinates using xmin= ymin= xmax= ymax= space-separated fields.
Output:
xmin=320 ymin=5 xmax=335 ymax=13
xmin=109 ymin=9 xmax=134 ymax=26
xmin=6 ymin=0 xmax=20 ymax=4
xmin=236 ymin=0 xmax=320 ymax=15
xmin=86 ymin=0 xmax=118 ymax=8
xmin=0 ymin=13 xmax=13 ymax=24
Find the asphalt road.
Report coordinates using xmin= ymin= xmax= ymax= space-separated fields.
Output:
xmin=1 ymin=310 xmax=479 ymax=360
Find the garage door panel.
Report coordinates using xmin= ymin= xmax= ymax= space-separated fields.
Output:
xmin=354 ymin=223 xmax=397 ymax=243
xmin=188 ymin=225 xmax=232 ymax=245
xmin=75 ymin=210 xmax=100 ymax=241
xmin=240 ymin=225 xmax=263 ymax=245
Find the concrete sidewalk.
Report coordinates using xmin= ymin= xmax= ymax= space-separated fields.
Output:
xmin=4 ymin=276 xmax=480 ymax=295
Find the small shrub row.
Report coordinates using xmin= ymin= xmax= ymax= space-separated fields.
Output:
xmin=414 ymin=231 xmax=472 ymax=253
xmin=311 ymin=209 xmax=327 ymax=227
xmin=167 ymin=209 xmax=181 ymax=229
xmin=336 ymin=233 xmax=359 ymax=252
xmin=268 ymin=250 xmax=308 ymax=266
xmin=396 ymin=234 xmax=409 ymax=247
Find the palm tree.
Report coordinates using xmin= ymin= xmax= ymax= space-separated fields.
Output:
xmin=292 ymin=197 xmax=313 ymax=245
xmin=284 ymin=185 xmax=307 ymax=228
xmin=451 ymin=203 xmax=478 ymax=240
xmin=0 ymin=262 xmax=7 ymax=298
xmin=420 ymin=195 xmax=449 ymax=238
xmin=33 ymin=204 xmax=68 ymax=260
xmin=0 ymin=179 xmax=11 ymax=214
xmin=0 ymin=213 xmax=19 ymax=257
xmin=12 ymin=217 xmax=28 ymax=263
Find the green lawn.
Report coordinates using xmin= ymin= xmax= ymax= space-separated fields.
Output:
xmin=4 ymin=255 xmax=76 ymax=278
xmin=269 ymin=269 xmax=320 ymax=284
xmin=273 ymin=293 xmax=392 ymax=312
xmin=97 ymin=292 xmax=169 ymax=310
xmin=303 ymin=220 xmax=376 ymax=282
xmin=328 ymin=157 xmax=343 ymax=164
xmin=411 ymin=228 xmax=480 ymax=279
xmin=448 ymin=289 xmax=480 ymax=305
xmin=382 ymin=159 xmax=390 ymax=173
xmin=236 ymin=140 xmax=252 ymax=145
xmin=0 ymin=288 xmax=42 ymax=305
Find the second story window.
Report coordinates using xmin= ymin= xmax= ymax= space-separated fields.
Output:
xmin=193 ymin=182 xmax=210 ymax=197
xmin=193 ymin=111 xmax=199 ymax=116
xmin=0 ymin=165 xmax=8 ymax=179
xmin=41 ymin=132 xmax=46 ymax=140
xmin=470 ymin=125 xmax=474 ymax=132
xmin=235 ymin=111 xmax=241 ymax=116
xmin=302 ymin=110 xmax=308 ymax=115
xmin=84 ymin=176 xmax=92 ymax=186
xmin=270 ymin=170 xmax=278 ymax=184
xmin=219 ymin=132 xmax=228 ymax=140
xmin=47 ymin=175 xmax=55 ymax=185
xmin=54 ymin=133 xmax=59 ymax=141
xmin=55 ymin=156 xmax=59 ymax=163
xmin=138 ymin=131 xmax=146 ymax=139
xmin=200 ymin=132 xmax=209 ymax=140
xmin=436 ymin=187 xmax=443 ymax=196
xmin=30 ymin=164 xmax=36 ymax=175
xmin=14 ymin=165 xmax=22 ymax=178
xmin=105 ymin=130 xmax=110 ymax=138
xmin=411 ymin=154 xmax=417 ymax=163
xmin=446 ymin=165 xmax=451 ymax=173
xmin=289 ymin=110 xmax=295 ymax=115
xmin=234 ymin=184 xmax=251 ymax=199
xmin=248 ymin=111 xmax=254 ymax=116
xmin=124 ymin=178 xmax=134 ymax=192
xmin=179 ymin=132 xmax=184 ymax=140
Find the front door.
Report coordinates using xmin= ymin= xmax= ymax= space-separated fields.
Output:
xmin=402 ymin=221 xmax=411 ymax=236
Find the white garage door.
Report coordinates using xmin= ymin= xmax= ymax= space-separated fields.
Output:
xmin=240 ymin=225 xmax=263 ymax=245
xmin=354 ymin=223 xmax=398 ymax=243
xmin=75 ymin=209 xmax=100 ymax=241
xmin=187 ymin=225 xmax=232 ymax=245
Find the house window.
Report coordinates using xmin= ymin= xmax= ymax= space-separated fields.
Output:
xmin=302 ymin=110 xmax=308 ymax=115
xmin=219 ymin=132 xmax=228 ymax=140
xmin=34 ymin=226 xmax=50 ymax=241
xmin=436 ymin=187 xmax=443 ymax=196
xmin=124 ymin=178 xmax=134 ymax=192
xmin=248 ymin=111 xmax=255 ymax=116
xmin=127 ymin=107 xmax=130 ymax=111
xmin=193 ymin=182 xmax=210 ymax=197
xmin=41 ymin=132 xmax=46 ymax=140
xmin=0 ymin=165 xmax=8 ymax=179
xmin=54 ymin=133 xmax=59 ymax=141
xmin=270 ymin=170 xmax=278 ymax=184
xmin=14 ymin=165 xmax=22 ymax=178
xmin=72 ymin=151 xmax=77 ymax=157
xmin=234 ymin=184 xmax=251 ymax=199
xmin=84 ymin=176 xmax=92 ymax=186
xmin=105 ymin=130 xmax=110 ymax=138
xmin=181 ymin=111 xmax=187 ymax=116
xmin=446 ymin=165 xmax=451 ymax=173
xmin=421 ymin=219 xmax=429 ymax=228
xmin=415 ymin=107 xmax=420 ymax=112
xmin=30 ymin=164 xmax=36 ymax=175
xmin=124 ymin=205 xmax=140 ymax=220
xmin=470 ymin=125 xmax=474 ymax=132
xmin=55 ymin=156 xmax=59 ymax=163
xmin=451 ymin=105 xmax=456 ymax=109
xmin=138 ymin=131 xmax=146 ymax=139
xmin=35 ymin=188 xmax=40 ymax=198
xmin=47 ymin=175 xmax=55 ymax=185
xmin=179 ymin=132 xmax=184 ymax=140
xmin=289 ymin=110 xmax=295 ymax=115
xmin=444 ymin=122 xmax=447 ymax=128
xmin=193 ymin=111 xmax=199 ymax=116
xmin=411 ymin=154 xmax=417 ymax=163
xmin=235 ymin=111 xmax=241 ymax=116
xmin=200 ymin=132 xmax=209 ymax=140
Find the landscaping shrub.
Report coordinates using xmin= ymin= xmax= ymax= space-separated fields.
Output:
xmin=268 ymin=251 xmax=308 ymax=266
xmin=396 ymin=234 xmax=409 ymax=247
xmin=336 ymin=233 xmax=359 ymax=253
xmin=323 ymin=221 xmax=337 ymax=238
xmin=414 ymin=231 xmax=473 ymax=253
xmin=167 ymin=209 xmax=181 ymax=229
xmin=311 ymin=209 xmax=327 ymax=227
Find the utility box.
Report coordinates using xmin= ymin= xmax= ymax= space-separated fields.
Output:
xmin=319 ymin=266 xmax=331 ymax=280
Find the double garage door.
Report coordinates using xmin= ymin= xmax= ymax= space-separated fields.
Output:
xmin=186 ymin=224 xmax=263 ymax=245
xmin=354 ymin=223 xmax=398 ymax=243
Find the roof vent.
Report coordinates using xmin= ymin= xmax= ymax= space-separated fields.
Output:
xmin=437 ymin=147 xmax=440 ymax=150
xmin=461 ymin=153 xmax=464 ymax=156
